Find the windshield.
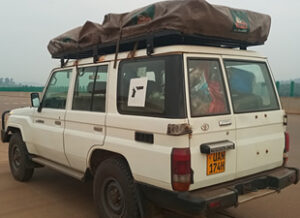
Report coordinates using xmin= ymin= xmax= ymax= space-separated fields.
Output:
xmin=224 ymin=60 xmax=279 ymax=113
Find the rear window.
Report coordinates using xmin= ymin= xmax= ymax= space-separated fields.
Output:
xmin=224 ymin=60 xmax=279 ymax=113
xmin=188 ymin=59 xmax=230 ymax=117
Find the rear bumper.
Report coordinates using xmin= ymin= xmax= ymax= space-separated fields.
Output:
xmin=139 ymin=167 xmax=299 ymax=216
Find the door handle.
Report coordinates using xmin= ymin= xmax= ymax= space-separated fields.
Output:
xmin=55 ymin=120 xmax=61 ymax=126
xmin=219 ymin=120 xmax=232 ymax=127
xmin=36 ymin=119 xmax=44 ymax=124
xmin=200 ymin=140 xmax=235 ymax=154
xmin=94 ymin=126 xmax=103 ymax=132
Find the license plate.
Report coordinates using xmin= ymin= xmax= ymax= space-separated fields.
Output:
xmin=207 ymin=151 xmax=225 ymax=175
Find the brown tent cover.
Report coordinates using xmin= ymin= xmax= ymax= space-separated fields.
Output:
xmin=48 ymin=0 xmax=271 ymax=57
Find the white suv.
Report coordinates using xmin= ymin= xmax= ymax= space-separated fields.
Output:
xmin=1 ymin=43 xmax=299 ymax=218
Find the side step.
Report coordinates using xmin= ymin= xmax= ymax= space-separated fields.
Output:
xmin=32 ymin=157 xmax=85 ymax=181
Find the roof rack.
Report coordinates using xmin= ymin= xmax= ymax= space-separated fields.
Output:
xmin=53 ymin=30 xmax=263 ymax=63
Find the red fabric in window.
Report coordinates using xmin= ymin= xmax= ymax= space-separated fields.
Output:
xmin=207 ymin=80 xmax=226 ymax=114
xmin=202 ymin=65 xmax=226 ymax=114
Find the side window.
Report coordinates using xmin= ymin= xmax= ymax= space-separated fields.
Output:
xmin=117 ymin=59 xmax=166 ymax=116
xmin=188 ymin=59 xmax=229 ymax=117
xmin=72 ymin=65 xmax=108 ymax=112
xmin=117 ymin=55 xmax=186 ymax=118
xmin=42 ymin=70 xmax=72 ymax=109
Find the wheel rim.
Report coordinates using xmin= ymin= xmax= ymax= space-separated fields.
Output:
xmin=101 ymin=177 xmax=125 ymax=216
xmin=12 ymin=145 xmax=21 ymax=168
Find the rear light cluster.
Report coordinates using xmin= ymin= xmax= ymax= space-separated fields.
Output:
xmin=171 ymin=148 xmax=191 ymax=192
xmin=283 ymin=132 xmax=290 ymax=166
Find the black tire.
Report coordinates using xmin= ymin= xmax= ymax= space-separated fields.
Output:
xmin=93 ymin=157 xmax=140 ymax=218
xmin=8 ymin=133 xmax=34 ymax=182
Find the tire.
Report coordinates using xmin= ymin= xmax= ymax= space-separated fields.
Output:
xmin=93 ymin=157 xmax=140 ymax=218
xmin=8 ymin=133 xmax=34 ymax=182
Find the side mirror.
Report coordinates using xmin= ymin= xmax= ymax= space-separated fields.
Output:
xmin=30 ymin=93 xmax=40 ymax=108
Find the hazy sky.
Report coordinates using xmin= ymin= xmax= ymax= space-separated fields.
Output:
xmin=1 ymin=0 xmax=299 ymax=84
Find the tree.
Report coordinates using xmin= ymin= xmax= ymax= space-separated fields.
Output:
xmin=0 ymin=77 xmax=17 ymax=87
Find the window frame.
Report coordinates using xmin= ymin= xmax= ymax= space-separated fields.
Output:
xmin=117 ymin=55 xmax=187 ymax=118
xmin=223 ymin=59 xmax=280 ymax=114
xmin=72 ymin=64 xmax=108 ymax=113
xmin=40 ymin=69 xmax=73 ymax=110
xmin=187 ymin=57 xmax=231 ymax=118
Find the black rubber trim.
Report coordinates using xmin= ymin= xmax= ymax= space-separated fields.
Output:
xmin=1 ymin=110 xmax=10 ymax=142
xmin=1 ymin=129 xmax=8 ymax=142
xmin=1 ymin=110 xmax=10 ymax=130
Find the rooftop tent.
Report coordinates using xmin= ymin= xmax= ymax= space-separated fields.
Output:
xmin=48 ymin=0 xmax=271 ymax=59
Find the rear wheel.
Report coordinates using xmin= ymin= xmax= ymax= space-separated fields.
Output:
xmin=8 ymin=133 xmax=34 ymax=182
xmin=93 ymin=157 xmax=140 ymax=218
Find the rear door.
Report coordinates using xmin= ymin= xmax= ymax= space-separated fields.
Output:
xmin=64 ymin=64 xmax=108 ymax=172
xmin=223 ymin=57 xmax=284 ymax=178
xmin=185 ymin=54 xmax=237 ymax=189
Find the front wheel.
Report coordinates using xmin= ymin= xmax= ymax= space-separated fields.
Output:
xmin=93 ymin=157 xmax=140 ymax=218
xmin=8 ymin=133 xmax=34 ymax=182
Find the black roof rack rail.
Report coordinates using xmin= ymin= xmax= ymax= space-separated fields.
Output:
xmin=53 ymin=30 xmax=262 ymax=61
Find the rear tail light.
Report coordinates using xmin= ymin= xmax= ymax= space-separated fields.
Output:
xmin=171 ymin=148 xmax=191 ymax=192
xmin=284 ymin=132 xmax=290 ymax=153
